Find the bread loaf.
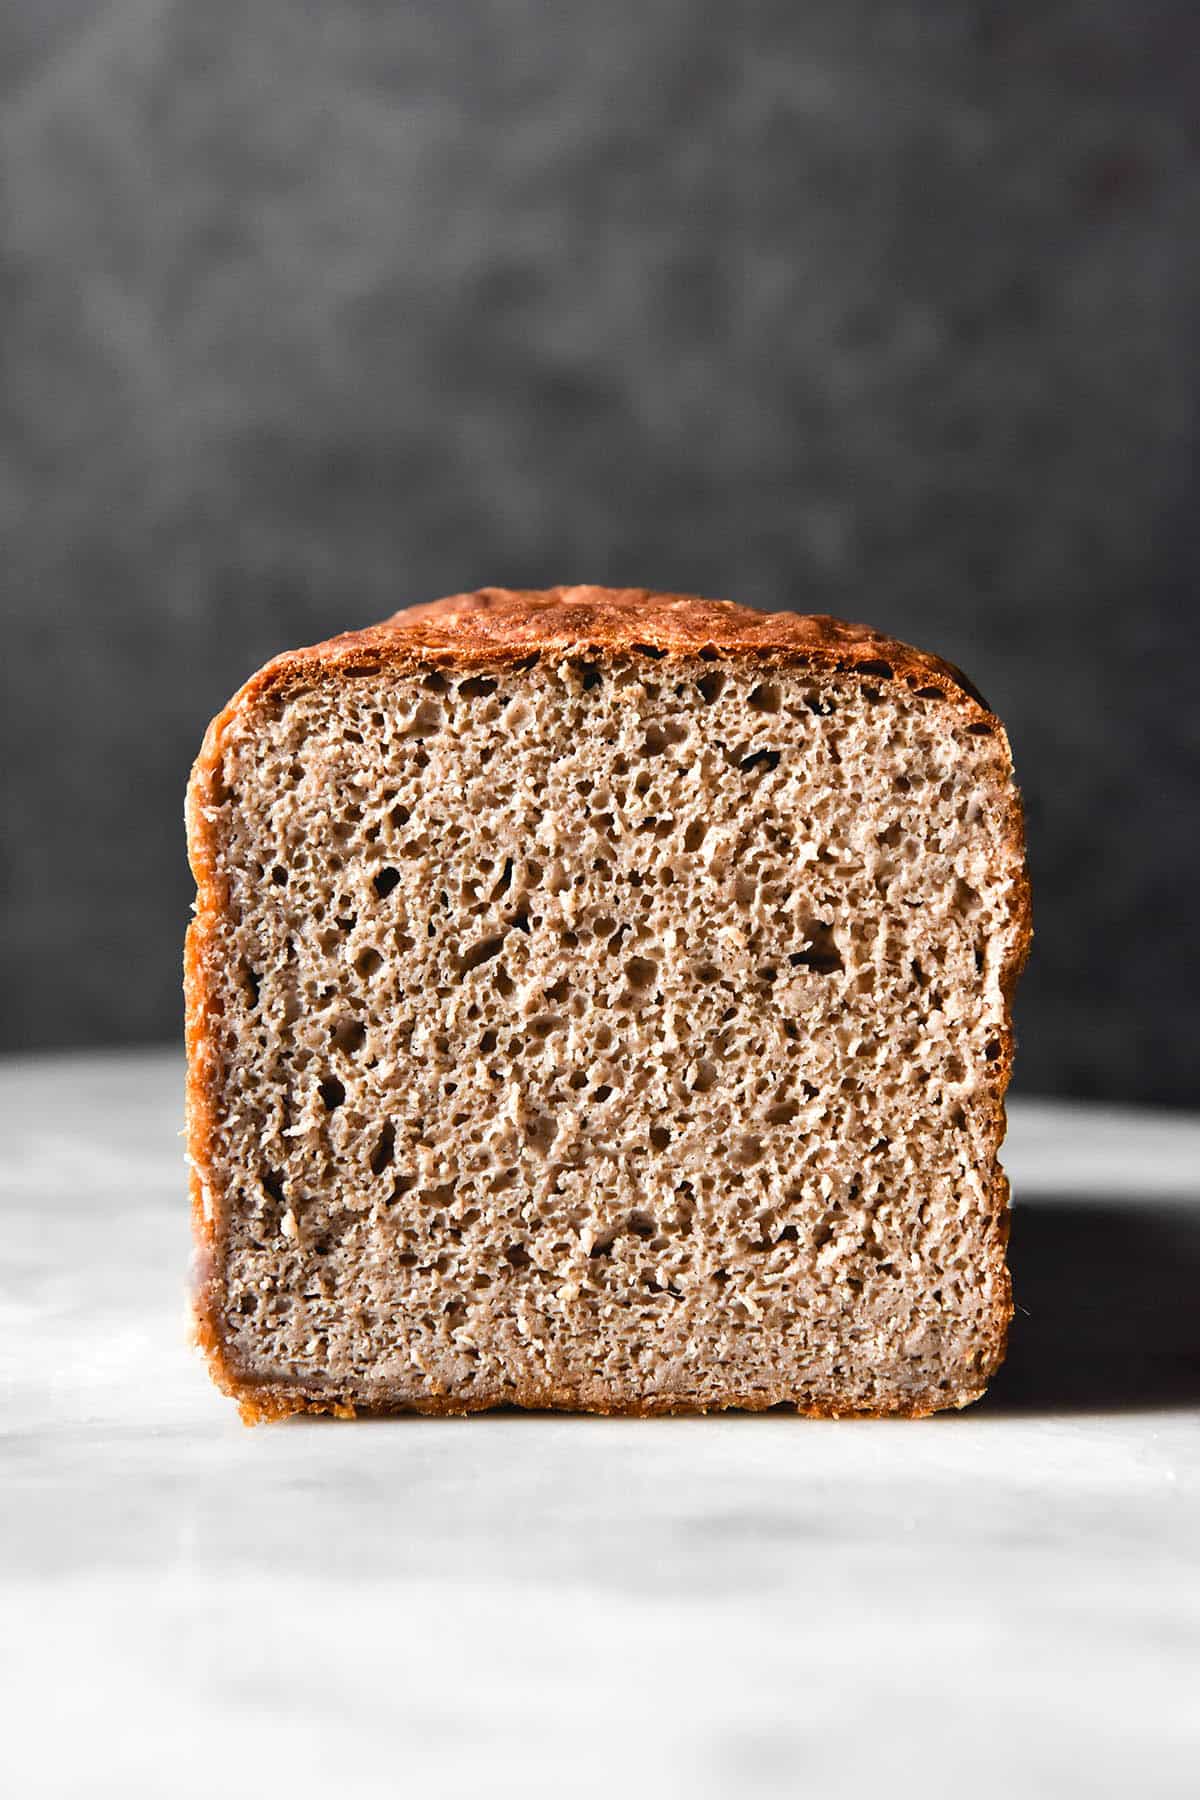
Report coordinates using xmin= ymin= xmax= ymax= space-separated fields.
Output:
xmin=186 ymin=587 xmax=1030 ymax=1420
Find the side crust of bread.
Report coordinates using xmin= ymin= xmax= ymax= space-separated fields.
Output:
xmin=186 ymin=587 xmax=1031 ymax=1422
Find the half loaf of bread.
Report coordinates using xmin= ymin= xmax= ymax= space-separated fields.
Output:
xmin=186 ymin=587 xmax=1030 ymax=1420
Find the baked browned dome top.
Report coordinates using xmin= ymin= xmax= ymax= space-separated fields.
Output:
xmin=264 ymin=586 xmax=989 ymax=713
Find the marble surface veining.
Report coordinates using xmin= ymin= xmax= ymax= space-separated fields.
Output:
xmin=2 ymin=1050 xmax=1198 ymax=1798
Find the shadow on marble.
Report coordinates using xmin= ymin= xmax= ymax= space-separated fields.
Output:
xmin=982 ymin=1199 xmax=1200 ymax=1414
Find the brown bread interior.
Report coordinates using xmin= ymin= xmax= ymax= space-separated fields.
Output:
xmin=189 ymin=632 xmax=1026 ymax=1419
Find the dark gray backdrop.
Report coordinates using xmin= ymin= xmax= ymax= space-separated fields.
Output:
xmin=2 ymin=1 xmax=1197 ymax=1104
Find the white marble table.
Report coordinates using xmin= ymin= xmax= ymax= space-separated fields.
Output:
xmin=3 ymin=1051 xmax=1198 ymax=1799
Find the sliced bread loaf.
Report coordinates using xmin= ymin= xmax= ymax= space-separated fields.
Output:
xmin=186 ymin=587 xmax=1030 ymax=1420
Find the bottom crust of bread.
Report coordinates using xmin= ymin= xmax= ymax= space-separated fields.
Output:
xmin=192 ymin=1241 xmax=1011 ymax=1426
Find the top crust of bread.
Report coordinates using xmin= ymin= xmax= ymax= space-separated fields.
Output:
xmin=186 ymin=587 xmax=1031 ymax=1422
xmin=208 ymin=584 xmax=992 ymax=713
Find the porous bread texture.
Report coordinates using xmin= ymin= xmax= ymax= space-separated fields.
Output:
xmin=186 ymin=589 xmax=1029 ymax=1421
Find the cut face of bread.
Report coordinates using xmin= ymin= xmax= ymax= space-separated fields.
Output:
xmin=186 ymin=589 xmax=1030 ymax=1420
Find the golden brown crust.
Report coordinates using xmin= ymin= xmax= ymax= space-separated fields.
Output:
xmin=185 ymin=586 xmax=1031 ymax=1424
xmin=204 ymin=583 xmax=996 ymax=714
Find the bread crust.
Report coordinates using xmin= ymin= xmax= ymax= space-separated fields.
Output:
xmin=186 ymin=587 xmax=1031 ymax=1423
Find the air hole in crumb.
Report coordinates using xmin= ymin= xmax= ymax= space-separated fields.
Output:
xmin=740 ymin=748 xmax=780 ymax=775
xmin=776 ymin=1224 xmax=799 ymax=1244
xmin=630 ymin=642 xmax=666 ymax=659
xmin=460 ymin=935 xmax=505 ymax=973
xmin=525 ymin=1112 xmax=557 ymax=1152
xmin=789 ymin=920 xmax=844 ymax=974
xmin=242 ymin=966 xmax=261 ymax=1007
xmin=271 ymin=866 xmax=288 ymax=886
xmin=732 ymin=1134 xmax=763 ymax=1167
xmin=355 ymin=947 xmax=383 ymax=977
xmin=490 ymin=857 xmax=514 ymax=899
xmin=370 ymin=1123 xmax=395 ymax=1175
xmin=409 ymin=698 xmax=444 ymax=736
xmin=857 ymin=659 xmax=894 ymax=680
xmin=629 ymin=1210 xmax=657 ymax=1238
xmin=573 ymin=660 xmax=602 ymax=691
xmin=503 ymin=1241 xmax=531 ymax=1269
xmin=423 ymin=670 xmax=449 ymax=693
xmin=624 ymin=955 xmax=658 ymax=992
xmin=648 ymin=1126 xmax=670 ymax=1152
xmin=748 ymin=682 xmax=781 ymax=714
xmin=331 ymin=1018 xmax=366 ymax=1054
xmin=712 ymin=1268 xmax=730 ymax=1288
xmin=511 ymin=910 xmax=531 ymax=934
xmin=804 ymin=693 xmax=836 ymax=716
xmin=642 ymin=723 xmax=669 ymax=756
xmin=373 ymin=867 xmax=401 ymax=897
xmin=697 ymin=670 xmax=726 ymax=703
xmin=967 ymin=721 xmax=994 ymax=737
xmin=683 ymin=820 xmax=707 ymax=853
xmin=914 ymin=686 xmax=943 ymax=701
xmin=593 ymin=1084 xmax=614 ymax=1104
xmin=985 ymin=1039 xmax=1001 ymax=1062
xmin=691 ymin=1060 xmax=717 ymax=1093
xmin=458 ymin=675 xmax=498 ymax=699
xmin=320 ymin=1077 xmax=346 ymax=1110
xmin=261 ymin=1170 xmax=285 ymax=1204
